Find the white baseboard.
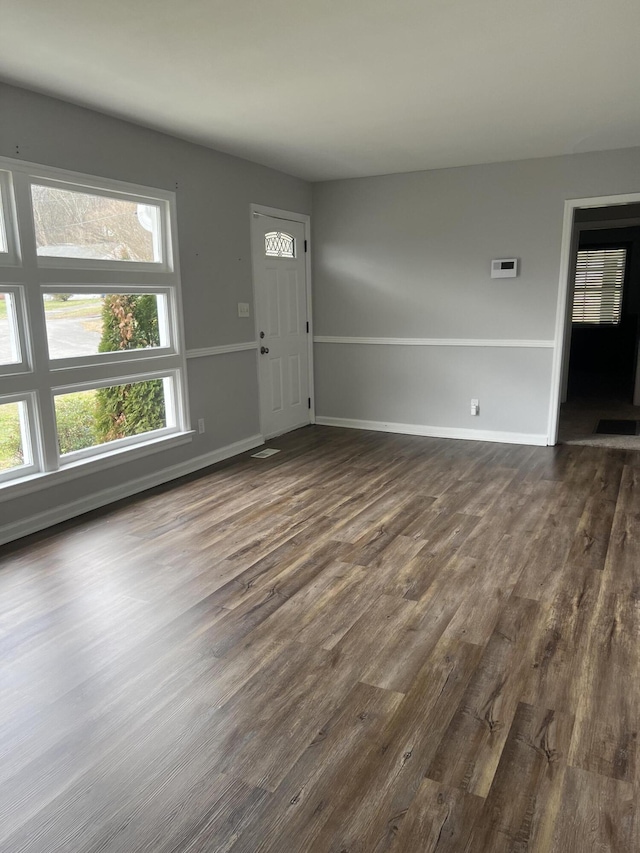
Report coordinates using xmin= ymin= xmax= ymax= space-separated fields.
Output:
xmin=0 ymin=434 xmax=264 ymax=547
xmin=315 ymin=416 xmax=548 ymax=446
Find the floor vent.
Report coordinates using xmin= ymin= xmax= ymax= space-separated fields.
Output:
xmin=251 ymin=448 xmax=282 ymax=458
xmin=594 ymin=419 xmax=640 ymax=436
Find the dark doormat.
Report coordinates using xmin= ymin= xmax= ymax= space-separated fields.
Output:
xmin=594 ymin=419 xmax=640 ymax=436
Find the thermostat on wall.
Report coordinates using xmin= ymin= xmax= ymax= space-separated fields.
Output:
xmin=491 ymin=258 xmax=518 ymax=278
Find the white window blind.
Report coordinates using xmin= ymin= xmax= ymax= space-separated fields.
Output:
xmin=572 ymin=247 xmax=626 ymax=325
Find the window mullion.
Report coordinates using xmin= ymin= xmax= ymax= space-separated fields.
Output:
xmin=11 ymin=172 xmax=59 ymax=472
xmin=37 ymin=267 xmax=178 ymax=287
xmin=49 ymin=354 xmax=184 ymax=389
xmin=0 ymin=268 xmax=21 ymax=285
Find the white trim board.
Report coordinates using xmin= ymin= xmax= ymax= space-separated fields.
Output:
xmin=314 ymin=336 xmax=554 ymax=348
xmin=0 ymin=433 xmax=264 ymax=546
xmin=316 ymin=416 xmax=548 ymax=446
xmin=547 ymin=189 xmax=640 ymax=445
xmin=186 ymin=342 xmax=257 ymax=358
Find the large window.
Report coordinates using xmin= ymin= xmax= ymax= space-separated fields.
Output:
xmin=572 ymin=247 xmax=627 ymax=325
xmin=0 ymin=158 xmax=189 ymax=489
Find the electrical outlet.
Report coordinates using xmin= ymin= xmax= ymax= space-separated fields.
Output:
xmin=237 ymin=302 xmax=250 ymax=318
xmin=198 ymin=418 xmax=205 ymax=434
xmin=470 ymin=398 xmax=479 ymax=416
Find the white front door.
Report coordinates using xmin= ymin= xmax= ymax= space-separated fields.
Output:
xmin=252 ymin=214 xmax=311 ymax=439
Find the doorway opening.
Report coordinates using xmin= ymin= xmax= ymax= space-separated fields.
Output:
xmin=555 ymin=201 xmax=640 ymax=448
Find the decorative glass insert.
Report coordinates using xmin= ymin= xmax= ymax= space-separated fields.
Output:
xmin=265 ymin=231 xmax=295 ymax=258
xmin=31 ymin=184 xmax=162 ymax=263
xmin=572 ymin=247 xmax=626 ymax=325
xmin=43 ymin=292 xmax=167 ymax=360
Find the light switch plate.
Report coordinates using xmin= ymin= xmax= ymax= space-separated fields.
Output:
xmin=237 ymin=302 xmax=250 ymax=318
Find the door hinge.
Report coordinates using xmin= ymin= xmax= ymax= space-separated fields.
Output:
xmin=306 ymin=321 xmax=309 ymax=333
xmin=304 ymin=239 xmax=308 ymax=253
xmin=308 ymin=397 xmax=311 ymax=409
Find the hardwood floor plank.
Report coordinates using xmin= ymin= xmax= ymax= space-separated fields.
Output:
xmin=386 ymin=779 xmax=484 ymax=853
xmin=332 ymin=592 xmax=419 ymax=664
xmin=602 ymin=464 xmax=640 ymax=597
xmin=0 ymin=632 xmax=286 ymax=844
xmin=564 ymin=457 xmax=624 ymax=572
xmin=402 ymin=508 xmax=480 ymax=549
xmin=521 ymin=561 xmax=602 ymax=713
xmin=360 ymin=557 xmax=477 ymax=693
xmin=511 ymin=511 xmax=578 ymax=602
xmin=429 ymin=473 xmax=515 ymax=517
xmin=304 ymin=639 xmax=484 ymax=853
xmin=228 ymin=681 xmax=404 ymax=853
xmin=427 ymin=595 xmax=540 ymax=797
xmin=464 ymin=702 xmax=574 ymax=853
xmin=209 ymin=644 xmax=365 ymax=791
xmin=0 ymin=425 xmax=637 ymax=851
xmin=549 ymin=766 xmax=638 ymax=852
xmin=401 ymin=513 xmax=482 ymax=601
xmin=568 ymin=590 xmax=639 ymax=783
xmin=330 ymin=491 xmax=415 ymax=544
xmin=291 ymin=565 xmax=381 ymax=650
xmin=442 ymin=533 xmax=535 ymax=646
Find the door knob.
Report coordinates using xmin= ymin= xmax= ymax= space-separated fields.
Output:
xmin=260 ymin=346 xmax=269 ymax=354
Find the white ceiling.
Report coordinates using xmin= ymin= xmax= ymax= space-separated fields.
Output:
xmin=2 ymin=0 xmax=640 ymax=181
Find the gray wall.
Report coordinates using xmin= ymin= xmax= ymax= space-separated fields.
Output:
xmin=0 ymin=82 xmax=311 ymax=537
xmin=312 ymin=148 xmax=640 ymax=439
xmin=5 ymin=78 xmax=640 ymax=539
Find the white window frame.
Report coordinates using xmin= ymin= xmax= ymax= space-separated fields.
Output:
xmin=0 ymin=392 xmax=40 ymax=484
xmin=0 ymin=284 xmax=31 ymax=374
xmin=0 ymin=170 xmax=21 ymax=266
xmin=28 ymin=175 xmax=171 ymax=273
xmin=52 ymin=370 xmax=179 ymax=465
xmin=41 ymin=285 xmax=176 ymax=370
xmin=0 ymin=155 xmax=191 ymax=498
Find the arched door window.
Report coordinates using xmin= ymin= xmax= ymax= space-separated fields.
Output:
xmin=265 ymin=231 xmax=295 ymax=258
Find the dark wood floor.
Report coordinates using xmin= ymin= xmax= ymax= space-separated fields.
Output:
xmin=1 ymin=425 xmax=639 ymax=852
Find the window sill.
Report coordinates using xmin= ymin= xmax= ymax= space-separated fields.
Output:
xmin=0 ymin=430 xmax=195 ymax=503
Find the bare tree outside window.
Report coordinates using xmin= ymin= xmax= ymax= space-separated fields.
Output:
xmin=31 ymin=185 xmax=160 ymax=262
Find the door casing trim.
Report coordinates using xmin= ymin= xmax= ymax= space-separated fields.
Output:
xmin=548 ymin=190 xmax=640 ymax=445
xmin=250 ymin=204 xmax=315 ymax=439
